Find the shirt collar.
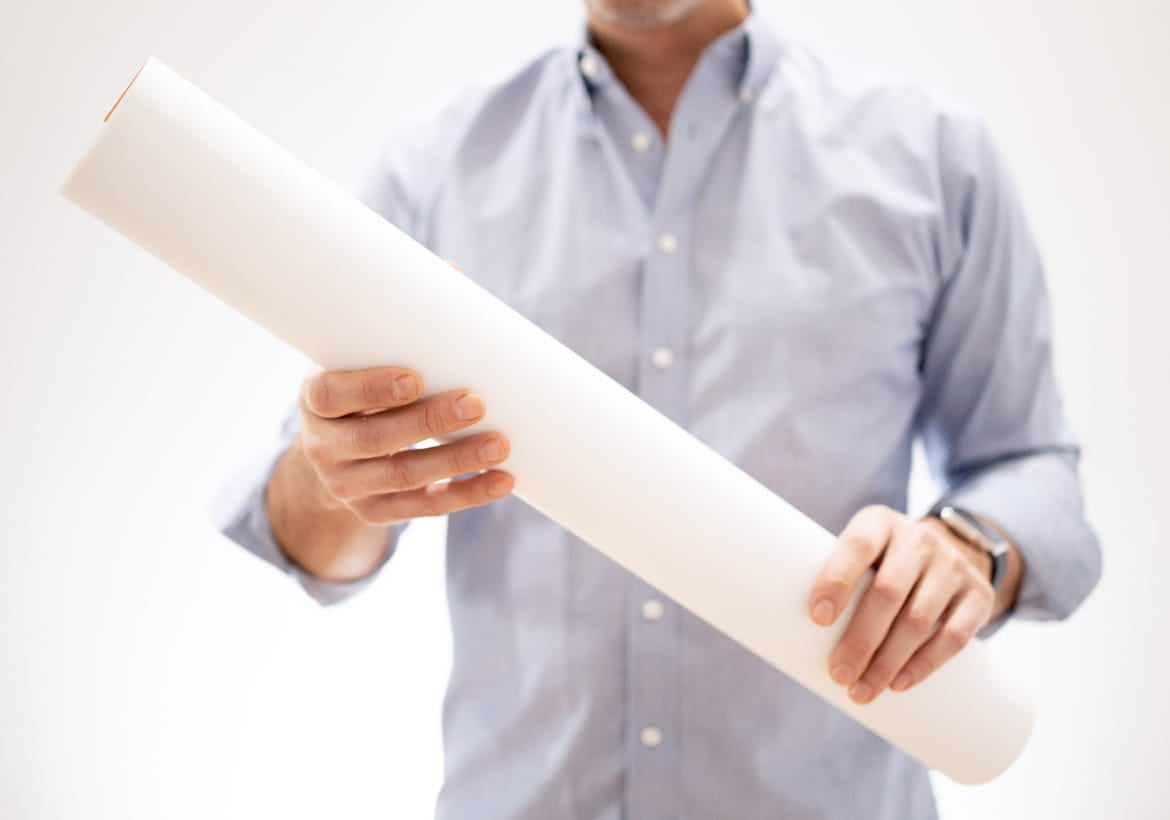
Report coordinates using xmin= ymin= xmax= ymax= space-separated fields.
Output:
xmin=572 ymin=5 xmax=783 ymax=105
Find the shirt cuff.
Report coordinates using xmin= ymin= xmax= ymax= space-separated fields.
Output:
xmin=934 ymin=452 xmax=1102 ymax=637
xmin=210 ymin=423 xmax=400 ymax=606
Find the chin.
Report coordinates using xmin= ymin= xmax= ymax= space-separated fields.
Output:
xmin=586 ymin=0 xmax=705 ymax=28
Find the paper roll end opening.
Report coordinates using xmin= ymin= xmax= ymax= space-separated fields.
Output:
xmin=104 ymin=60 xmax=149 ymax=122
xmin=61 ymin=59 xmax=153 ymax=204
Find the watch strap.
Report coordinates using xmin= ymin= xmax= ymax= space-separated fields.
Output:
xmin=927 ymin=503 xmax=1010 ymax=591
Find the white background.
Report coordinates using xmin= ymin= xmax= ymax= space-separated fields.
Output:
xmin=2 ymin=0 xmax=1167 ymax=817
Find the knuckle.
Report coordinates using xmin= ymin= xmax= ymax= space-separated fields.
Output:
xmin=915 ymin=525 xmax=941 ymax=550
xmin=839 ymin=633 xmax=874 ymax=660
xmin=940 ymin=549 xmax=966 ymax=573
xmin=915 ymin=543 xmax=935 ymax=566
xmin=349 ymin=498 xmax=385 ymax=525
xmin=906 ymin=529 xmax=937 ymax=561
xmin=418 ymin=402 xmax=447 ymax=438
xmin=360 ymin=371 xmax=393 ymax=409
xmin=939 ymin=623 xmax=972 ymax=653
xmin=361 ymin=374 xmax=384 ymax=409
xmin=865 ymin=658 xmax=895 ymax=682
xmin=305 ymin=374 xmax=334 ymax=415
xmin=902 ymin=606 xmax=935 ymax=634
xmin=903 ymin=658 xmax=932 ymax=682
xmin=446 ymin=444 xmax=472 ymax=477
xmin=969 ymin=589 xmax=994 ymax=616
xmin=300 ymin=430 xmax=328 ymax=463
xmin=869 ymin=579 xmax=902 ymax=607
xmin=383 ymin=456 xmax=416 ymax=492
xmin=350 ymin=420 xmax=384 ymax=456
xmin=320 ymin=473 xmax=349 ymax=501
xmin=839 ymin=533 xmax=874 ymax=558
xmin=417 ymin=490 xmax=446 ymax=518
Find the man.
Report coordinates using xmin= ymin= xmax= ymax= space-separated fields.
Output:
xmin=217 ymin=0 xmax=1101 ymax=816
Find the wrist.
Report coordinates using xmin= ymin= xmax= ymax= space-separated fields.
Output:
xmin=266 ymin=440 xmax=393 ymax=582
xmin=923 ymin=506 xmax=1025 ymax=620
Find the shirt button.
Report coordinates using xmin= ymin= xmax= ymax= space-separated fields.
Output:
xmin=641 ymin=598 xmax=665 ymax=621
xmin=640 ymin=726 xmax=663 ymax=748
xmin=739 ymin=86 xmax=755 ymax=104
xmin=651 ymin=346 xmax=674 ymax=370
xmin=579 ymin=54 xmax=599 ymax=79
xmin=631 ymin=131 xmax=652 ymax=152
xmin=657 ymin=232 xmax=678 ymax=254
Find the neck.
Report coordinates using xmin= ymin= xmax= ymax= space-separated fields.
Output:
xmin=587 ymin=0 xmax=750 ymax=137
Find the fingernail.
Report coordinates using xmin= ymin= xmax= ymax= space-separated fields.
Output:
xmin=488 ymin=474 xmax=512 ymax=497
xmin=849 ymin=681 xmax=874 ymax=703
xmin=812 ymin=599 xmax=835 ymax=626
xmin=891 ymin=672 xmax=912 ymax=691
xmin=831 ymin=664 xmax=854 ymax=685
xmin=394 ymin=374 xmax=419 ymax=400
xmin=455 ymin=392 xmax=484 ymax=420
xmin=480 ymin=438 xmax=506 ymax=462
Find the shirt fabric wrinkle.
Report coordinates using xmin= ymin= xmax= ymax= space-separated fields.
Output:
xmin=214 ymin=9 xmax=1101 ymax=819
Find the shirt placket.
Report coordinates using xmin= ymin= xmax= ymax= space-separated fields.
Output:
xmin=583 ymin=74 xmax=684 ymax=820
xmin=620 ymin=73 xmax=747 ymax=820
xmin=626 ymin=183 xmax=686 ymax=820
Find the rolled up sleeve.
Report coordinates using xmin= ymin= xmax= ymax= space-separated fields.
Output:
xmin=210 ymin=409 xmax=404 ymax=606
xmin=920 ymin=112 xmax=1102 ymax=628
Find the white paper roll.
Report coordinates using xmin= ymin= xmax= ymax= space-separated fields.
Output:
xmin=61 ymin=58 xmax=1034 ymax=784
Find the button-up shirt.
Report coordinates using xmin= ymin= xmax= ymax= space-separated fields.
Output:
xmin=216 ymin=11 xmax=1101 ymax=819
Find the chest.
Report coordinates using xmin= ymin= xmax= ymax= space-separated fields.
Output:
xmin=422 ymin=101 xmax=941 ymax=422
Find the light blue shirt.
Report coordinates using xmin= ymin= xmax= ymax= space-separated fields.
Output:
xmin=217 ymin=11 xmax=1101 ymax=819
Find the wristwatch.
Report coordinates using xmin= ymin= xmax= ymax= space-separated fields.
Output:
xmin=927 ymin=504 xmax=1010 ymax=591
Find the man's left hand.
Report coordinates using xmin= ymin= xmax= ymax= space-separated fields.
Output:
xmin=807 ymin=505 xmax=997 ymax=704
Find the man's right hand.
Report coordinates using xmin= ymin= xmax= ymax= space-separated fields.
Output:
xmin=298 ymin=366 xmax=514 ymax=522
xmin=266 ymin=366 xmax=514 ymax=581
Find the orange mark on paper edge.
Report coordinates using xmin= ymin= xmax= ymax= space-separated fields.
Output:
xmin=104 ymin=62 xmax=146 ymax=122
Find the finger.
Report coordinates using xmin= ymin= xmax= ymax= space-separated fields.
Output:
xmin=852 ymin=553 xmax=965 ymax=699
xmin=830 ymin=520 xmax=932 ymax=701
xmin=301 ymin=367 xmax=423 ymax=419
xmin=312 ymin=390 xmax=487 ymax=461
xmin=889 ymin=588 xmax=991 ymax=692
xmin=349 ymin=470 xmax=515 ymax=524
xmin=810 ymin=505 xmax=893 ymax=627
xmin=324 ymin=433 xmax=510 ymax=500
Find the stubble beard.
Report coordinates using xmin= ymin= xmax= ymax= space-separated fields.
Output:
xmin=585 ymin=0 xmax=706 ymax=29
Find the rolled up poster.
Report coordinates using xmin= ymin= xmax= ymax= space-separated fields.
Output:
xmin=61 ymin=58 xmax=1035 ymax=784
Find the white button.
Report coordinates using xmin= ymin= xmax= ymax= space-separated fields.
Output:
xmin=739 ymin=87 xmax=755 ymax=104
xmin=657 ymin=232 xmax=678 ymax=254
xmin=631 ymin=131 xmax=652 ymax=152
xmin=640 ymin=726 xmax=663 ymax=748
xmin=641 ymin=598 xmax=665 ymax=621
xmin=652 ymin=346 xmax=674 ymax=370
xmin=579 ymin=54 xmax=599 ymax=78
